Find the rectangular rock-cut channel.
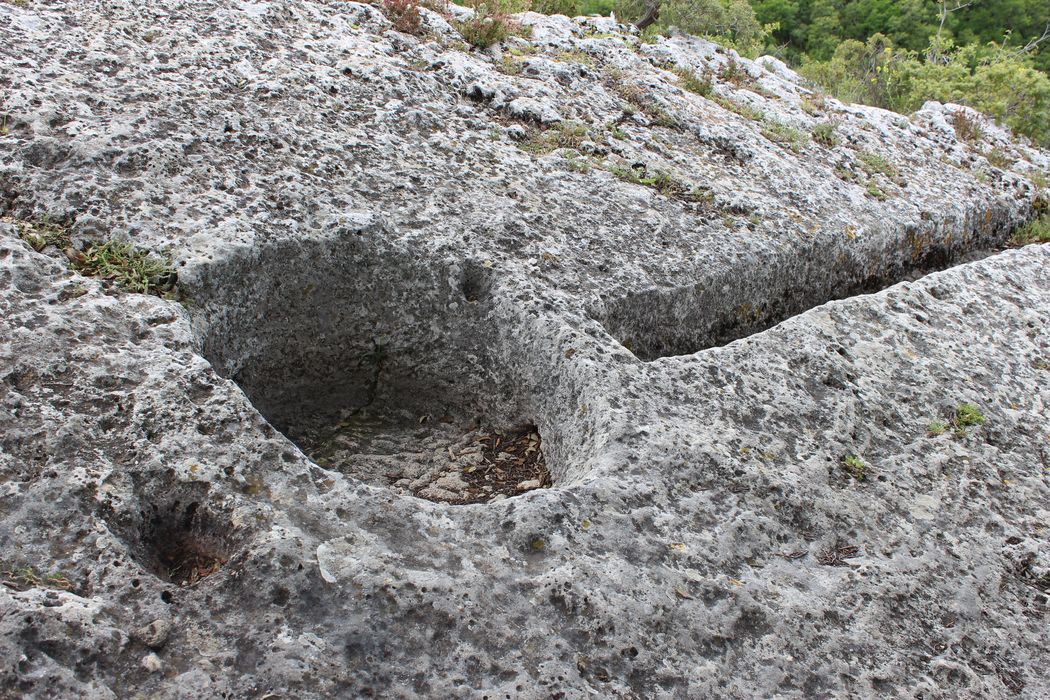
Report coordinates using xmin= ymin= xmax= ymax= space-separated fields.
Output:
xmin=601 ymin=208 xmax=1028 ymax=361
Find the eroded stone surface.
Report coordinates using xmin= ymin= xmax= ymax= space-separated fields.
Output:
xmin=1 ymin=1 xmax=1049 ymax=697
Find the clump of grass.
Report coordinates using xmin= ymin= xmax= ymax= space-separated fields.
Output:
xmin=555 ymin=50 xmax=594 ymax=67
xmin=951 ymin=403 xmax=986 ymax=437
xmin=607 ymin=163 xmax=714 ymax=206
xmin=498 ymin=54 xmax=523 ymax=75
xmin=983 ymin=147 xmax=1013 ymax=169
xmin=841 ymin=455 xmax=866 ymax=481
xmin=834 ymin=166 xmax=859 ymax=183
xmin=563 ymin=151 xmax=593 ymax=173
xmin=609 ymin=76 xmax=680 ymax=129
xmin=950 ymin=110 xmax=983 ymax=143
xmin=506 ymin=43 xmax=536 ymax=57
xmin=712 ymin=95 xmax=764 ymax=122
xmin=74 ymin=240 xmax=176 ymax=295
xmin=926 ymin=420 xmax=948 ymax=437
xmin=6 ymin=216 xmax=72 ymax=251
xmin=455 ymin=1 xmax=531 ymax=49
xmin=718 ymin=58 xmax=752 ymax=88
xmin=1011 ymin=213 xmax=1050 ymax=246
xmin=517 ymin=121 xmax=590 ymax=155
xmin=865 ymin=180 xmax=888 ymax=200
xmin=812 ymin=121 xmax=840 ymax=147
xmin=674 ymin=66 xmax=712 ymax=97
xmin=608 ymin=164 xmax=678 ymax=196
xmin=857 ymin=151 xmax=898 ymax=179
xmin=761 ymin=119 xmax=808 ymax=153
xmin=1 ymin=564 xmax=73 ymax=592
xmin=800 ymin=93 xmax=829 ymax=116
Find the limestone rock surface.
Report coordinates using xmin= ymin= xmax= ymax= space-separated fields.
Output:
xmin=1 ymin=1 xmax=1049 ymax=698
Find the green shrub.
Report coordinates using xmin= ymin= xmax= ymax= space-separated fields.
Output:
xmin=761 ymin=119 xmax=808 ymax=152
xmin=675 ymin=66 xmax=713 ymax=96
xmin=857 ymin=151 xmax=898 ymax=178
xmin=455 ymin=0 xmax=531 ymax=48
xmin=799 ymin=34 xmax=1050 ymax=147
xmin=812 ymin=120 xmax=839 ymax=146
xmin=613 ymin=0 xmax=768 ymax=55
xmin=841 ymin=455 xmax=866 ymax=481
xmin=1011 ymin=214 xmax=1050 ymax=246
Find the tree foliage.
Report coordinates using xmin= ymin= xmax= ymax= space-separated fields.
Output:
xmin=614 ymin=0 xmax=768 ymax=53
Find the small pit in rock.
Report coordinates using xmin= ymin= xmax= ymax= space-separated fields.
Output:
xmin=141 ymin=500 xmax=230 ymax=586
xmin=194 ymin=234 xmax=555 ymax=504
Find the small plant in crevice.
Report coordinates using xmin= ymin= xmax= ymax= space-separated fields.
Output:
xmin=800 ymin=93 xmax=829 ymax=116
xmin=834 ymin=166 xmax=859 ymax=183
xmin=674 ymin=66 xmax=712 ymax=97
xmin=381 ymin=0 xmax=423 ymax=34
xmin=761 ymin=119 xmax=808 ymax=154
xmin=605 ymin=123 xmax=627 ymax=140
xmin=1 ymin=564 xmax=74 ymax=592
xmin=865 ymin=180 xmax=888 ymax=201
xmin=5 ymin=215 xmax=72 ymax=251
xmin=812 ymin=121 xmax=840 ymax=147
xmin=717 ymin=58 xmax=752 ymax=88
xmin=607 ymin=70 xmax=680 ymax=129
xmin=950 ymin=403 xmax=986 ymax=437
xmin=498 ymin=54 xmax=523 ymax=75
xmin=712 ymin=94 xmax=764 ymax=122
xmin=949 ymin=110 xmax=983 ymax=144
xmin=555 ymin=50 xmax=595 ymax=67
xmin=857 ymin=151 xmax=898 ymax=179
xmin=506 ymin=43 xmax=535 ymax=57
xmin=984 ymin=147 xmax=1013 ymax=170
xmin=609 ymin=163 xmax=675 ymax=196
xmin=562 ymin=151 xmax=594 ymax=174
xmin=841 ymin=455 xmax=866 ymax=481
xmin=1010 ymin=213 xmax=1050 ymax=246
xmin=8 ymin=216 xmax=177 ymax=297
xmin=516 ymin=121 xmax=590 ymax=155
xmin=74 ymin=240 xmax=177 ymax=296
xmin=926 ymin=420 xmax=948 ymax=437
xmin=607 ymin=163 xmax=717 ymax=209
xmin=454 ymin=0 xmax=531 ymax=49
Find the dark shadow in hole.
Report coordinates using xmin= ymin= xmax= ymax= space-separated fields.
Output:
xmin=140 ymin=499 xmax=230 ymax=586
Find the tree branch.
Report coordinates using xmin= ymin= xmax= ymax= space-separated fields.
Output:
xmin=634 ymin=0 xmax=660 ymax=31
xmin=1007 ymin=20 xmax=1050 ymax=58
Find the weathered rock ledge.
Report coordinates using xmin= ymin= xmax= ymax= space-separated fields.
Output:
xmin=1 ymin=1 xmax=1048 ymax=697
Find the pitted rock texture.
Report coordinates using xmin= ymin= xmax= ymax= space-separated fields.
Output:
xmin=1 ymin=1 xmax=1049 ymax=698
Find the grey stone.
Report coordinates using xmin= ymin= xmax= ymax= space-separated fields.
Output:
xmin=0 ymin=1 xmax=1048 ymax=698
xmin=132 ymin=619 xmax=173 ymax=649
